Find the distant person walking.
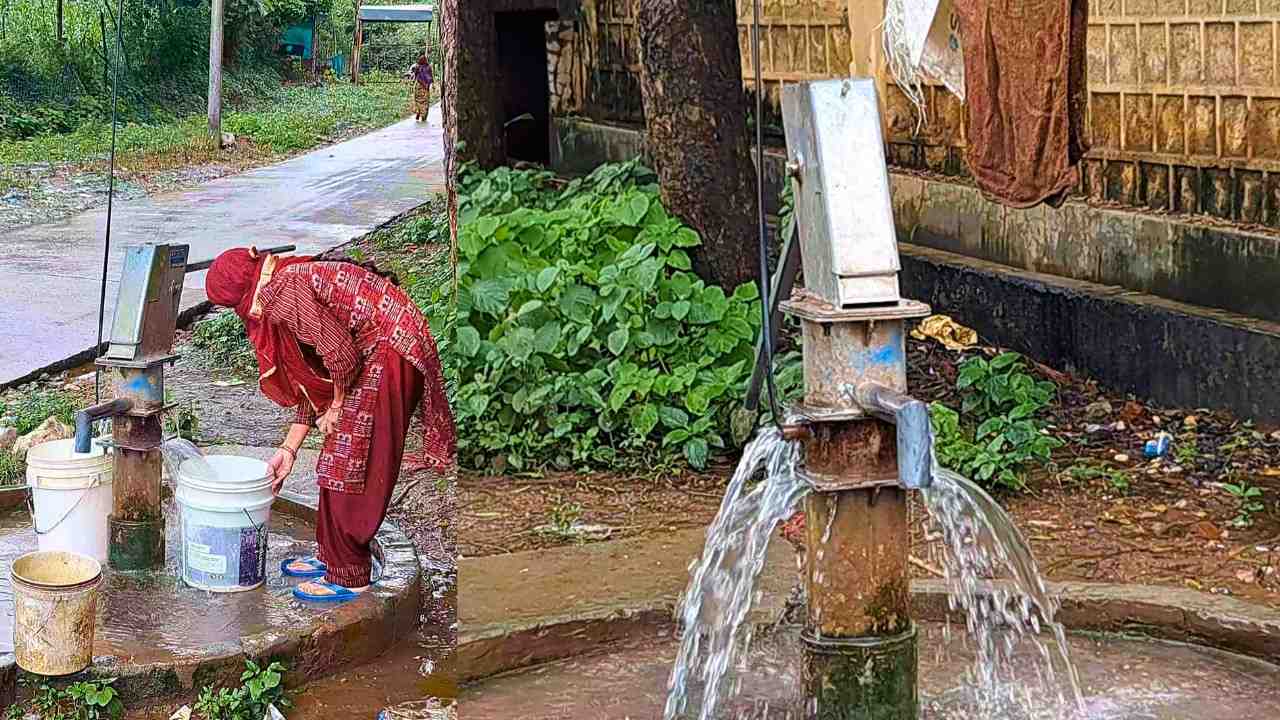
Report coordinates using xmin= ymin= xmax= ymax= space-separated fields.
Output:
xmin=409 ymin=54 xmax=433 ymax=122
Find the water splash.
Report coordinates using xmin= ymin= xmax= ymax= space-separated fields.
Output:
xmin=159 ymin=437 xmax=216 ymax=484
xmin=920 ymin=465 xmax=1085 ymax=719
xmin=664 ymin=427 xmax=805 ymax=720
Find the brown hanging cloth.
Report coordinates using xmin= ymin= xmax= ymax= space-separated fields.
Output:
xmin=953 ymin=0 xmax=1089 ymax=208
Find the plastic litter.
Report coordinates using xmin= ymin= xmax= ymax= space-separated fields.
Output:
xmin=1144 ymin=432 xmax=1173 ymax=458
xmin=910 ymin=314 xmax=978 ymax=351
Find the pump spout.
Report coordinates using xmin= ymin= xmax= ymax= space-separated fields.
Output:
xmin=855 ymin=382 xmax=932 ymax=489
xmin=74 ymin=399 xmax=133 ymax=454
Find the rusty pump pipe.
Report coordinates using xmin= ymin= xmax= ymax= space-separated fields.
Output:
xmin=778 ymin=78 xmax=935 ymax=719
xmin=77 ymin=243 xmax=296 ymax=570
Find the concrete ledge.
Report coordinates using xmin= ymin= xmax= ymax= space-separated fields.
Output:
xmin=458 ymin=572 xmax=1280 ymax=684
xmin=20 ymin=490 xmax=422 ymax=706
xmin=551 ymin=115 xmax=1280 ymax=325
xmin=900 ymin=242 xmax=1280 ymax=423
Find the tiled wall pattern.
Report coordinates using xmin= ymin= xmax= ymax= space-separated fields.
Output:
xmin=560 ymin=0 xmax=1280 ymax=227
xmin=1084 ymin=0 xmax=1280 ymax=224
xmin=885 ymin=0 xmax=1280 ymax=226
xmin=568 ymin=0 xmax=850 ymax=126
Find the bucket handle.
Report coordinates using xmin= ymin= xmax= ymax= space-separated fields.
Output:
xmin=28 ymin=474 xmax=104 ymax=536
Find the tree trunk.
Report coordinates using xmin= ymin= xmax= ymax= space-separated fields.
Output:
xmin=443 ymin=0 xmax=461 ymax=291
xmin=636 ymin=0 xmax=759 ymax=291
xmin=449 ymin=0 xmax=503 ymax=167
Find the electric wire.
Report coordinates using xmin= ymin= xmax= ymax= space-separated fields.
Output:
xmin=94 ymin=0 xmax=127 ymax=404
xmin=750 ymin=0 xmax=783 ymax=430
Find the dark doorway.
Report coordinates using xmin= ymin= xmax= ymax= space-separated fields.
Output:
xmin=496 ymin=10 xmax=556 ymax=164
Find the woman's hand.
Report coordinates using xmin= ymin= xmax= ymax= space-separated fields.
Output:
xmin=317 ymin=405 xmax=341 ymax=435
xmin=267 ymin=447 xmax=296 ymax=495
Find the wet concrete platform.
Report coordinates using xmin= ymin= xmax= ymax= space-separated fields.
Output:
xmin=462 ymin=623 xmax=1280 ymax=719
xmin=0 ymin=447 xmax=421 ymax=704
xmin=0 ymin=108 xmax=444 ymax=388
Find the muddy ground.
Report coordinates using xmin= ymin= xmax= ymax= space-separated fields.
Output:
xmin=457 ymin=331 xmax=1280 ymax=611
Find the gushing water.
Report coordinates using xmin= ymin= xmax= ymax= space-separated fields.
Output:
xmin=159 ymin=437 xmax=216 ymax=484
xmin=664 ymin=423 xmax=1088 ymax=719
xmin=664 ymin=427 xmax=804 ymax=720
xmin=920 ymin=466 xmax=1084 ymax=719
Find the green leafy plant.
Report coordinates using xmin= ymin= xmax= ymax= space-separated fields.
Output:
xmin=5 ymin=679 xmax=123 ymax=720
xmin=190 ymin=310 xmax=258 ymax=377
xmin=193 ymin=659 xmax=289 ymax=720
xmin=540 ymin=501 xmax=583 ymax=539
xmin=0 ymin=451 xmax=22 ymax=487
xmin=931 ymin=352 xmax=1062 ymax=491
xmin=1223 ymin=479 xmax=1265 ymax=528
xmin=0 ymin=389 xmax=79 ymax=435
xmin=956 ymin=352 xmax=1057 ymax=419
xmin=930 ymin=403 xmax=1060 ymax=490
xmin=1068 ymin=461 xmax=1132 ymax=493
xmin=1174 ymin=435 xmax=1200 ymax=465
xmin=452 ymin=161 xmax=769 ymax=472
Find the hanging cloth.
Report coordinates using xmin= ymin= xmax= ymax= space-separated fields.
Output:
xmin=954 ymin=0 xmax=1088 ymax=208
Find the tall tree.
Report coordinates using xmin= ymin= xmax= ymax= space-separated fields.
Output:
xmin=448 ymin=0 xmax=503 ymax=167
xmin=442 ymin=0 xmax=460 ymax=288
xmin=636 ymin=0 xmax=759 ymax=291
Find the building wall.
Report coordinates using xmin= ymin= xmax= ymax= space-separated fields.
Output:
xmin=553 ymin=0 xmax=1280 ymax=228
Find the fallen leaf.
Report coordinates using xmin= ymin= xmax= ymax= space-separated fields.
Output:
xmin=1119 ymin=401 xmax=1145 ymax=423
xmin=1194 ymin=521 xmax=1222 ymax=540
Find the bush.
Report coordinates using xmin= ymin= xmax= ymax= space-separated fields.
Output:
xmin=930 ymin=352 xmax=1062 ymax=491
xmin=0 ymin=389 xmax=78 ymax=435
xmin=5 ymin=678 xmax=123 ymax=720
xmin=190 ymin=310 xmax=258 ymax=377
xmin=453 ymin=161 xmax=769 ymax=472
xmin=193 ymin=659 xmax=290 ymax=720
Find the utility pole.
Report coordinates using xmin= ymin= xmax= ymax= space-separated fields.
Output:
xmin=208 ymin=0 xmax=225 ymax=145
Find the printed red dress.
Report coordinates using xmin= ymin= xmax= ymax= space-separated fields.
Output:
xmin=254 ymin=259 xmax=455 ymax=587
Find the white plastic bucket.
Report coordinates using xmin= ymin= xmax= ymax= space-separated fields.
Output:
xmin=176 ymin=455 xmax=274 ymax=592
xmin=25 ymin=439 xmax=113 ymax=563
xmin=11 ymin=550 xmax=103 ymax=676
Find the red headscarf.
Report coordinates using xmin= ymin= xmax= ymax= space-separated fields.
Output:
xmin=205 ymin=248 xmax=334 ymax=414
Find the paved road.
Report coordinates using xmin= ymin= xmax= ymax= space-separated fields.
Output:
xmin=0 ymin=107 xmax=444 ymax=387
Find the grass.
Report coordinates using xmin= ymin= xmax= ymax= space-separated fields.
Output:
xmin=0 ymin=76 xmax=414 ymax=172
xmin=0 ymin=387 xmax=81 ymax=489
xmin=0 ymin=389 xmax=79 ymax=435
xmin=189 ymin=310 xmax=258 ymax=377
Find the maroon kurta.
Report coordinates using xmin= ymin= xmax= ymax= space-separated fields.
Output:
xmin=256 ymin=260 xmax=455 ymax=494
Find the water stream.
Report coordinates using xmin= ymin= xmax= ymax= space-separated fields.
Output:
xmin=158 ymin=437 xmax=216 ymax=483
xmin=664 ymin=429 xmax=1086 ymax=720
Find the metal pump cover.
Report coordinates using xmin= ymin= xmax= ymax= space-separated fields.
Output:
xmin=781 ymin=78 xmax=901 ymax=307
xmin=103 ymin=244 xmax=189 ymax=363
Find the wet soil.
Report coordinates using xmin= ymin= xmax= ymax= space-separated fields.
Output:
xmin=458 ymin=334 xmax=1280 ymax=610
xmin=461 ymin=622 xmax=1280 ymax=719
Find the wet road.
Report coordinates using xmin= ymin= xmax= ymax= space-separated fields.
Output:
xmin=0 ymin=107 xmax=444 ymax=387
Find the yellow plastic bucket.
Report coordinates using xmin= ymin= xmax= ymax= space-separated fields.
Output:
xmin=10 ymin=550 xmax=102 ymax=676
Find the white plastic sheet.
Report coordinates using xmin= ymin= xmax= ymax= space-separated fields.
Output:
xmin=883 ymin=0 xmax=965 ymax=127
xmin=919 ymin=0 xmax=965 ymax=102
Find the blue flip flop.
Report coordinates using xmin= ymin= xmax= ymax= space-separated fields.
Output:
xmin=281 ymin=556 xmax=327 ymax=579
xmin=292 ymin=580 xmax=363 ymax=603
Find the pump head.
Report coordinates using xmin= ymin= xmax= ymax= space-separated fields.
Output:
xmin=781 ymin=78 xmax=901 ymax=308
